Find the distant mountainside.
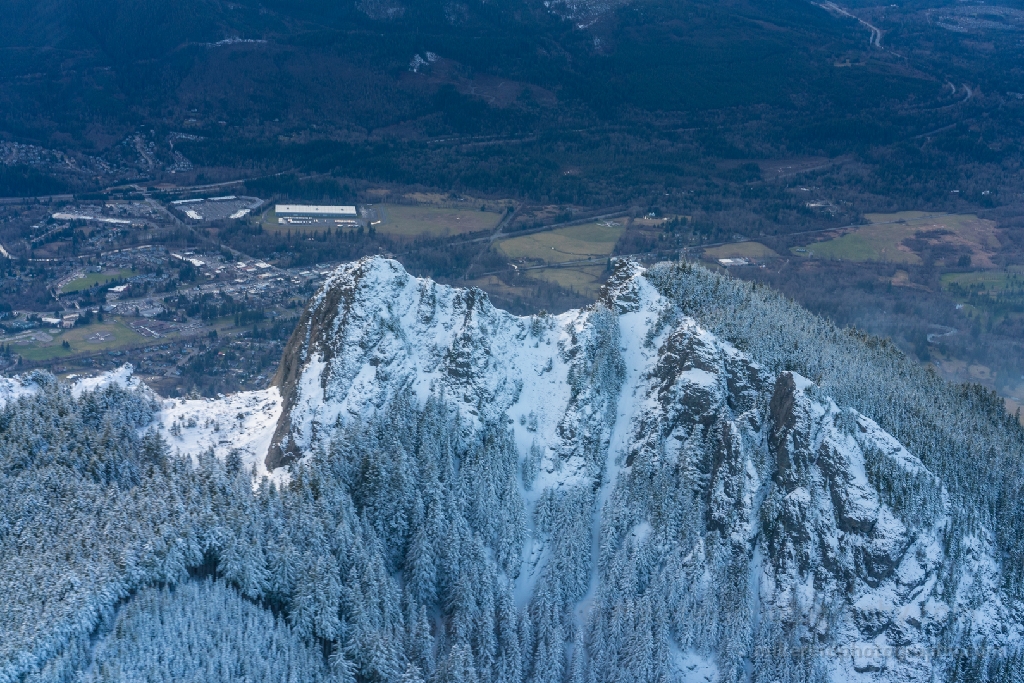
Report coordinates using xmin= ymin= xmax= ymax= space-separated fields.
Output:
xmin=6 ymin=0 xmax=1010 ymax=212
xmin=2 ymin=0 xmax=874 ymax=125
xmin=4 ymin=257 xmax=1021 ymax=682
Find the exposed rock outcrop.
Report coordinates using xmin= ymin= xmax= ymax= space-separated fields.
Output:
xmin=264 ymin=257 xmax=1018 ymax=681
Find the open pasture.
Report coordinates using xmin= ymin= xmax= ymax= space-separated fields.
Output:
xmin=793 ymin=212 xmax=1000 ymax=266
xmin=375 ymin=205 xmax=503 ymax=237
xmin=529 ymin=265 xmax=608 ymax=297
xmin=496 ymin=222 xmax=623 ymax=265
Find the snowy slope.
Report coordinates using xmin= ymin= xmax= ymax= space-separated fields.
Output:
xmin=3 ymin=364 xmax=144 ymax=408
xmin=7 ymin=257 xmax=1017 ymax=682
xmin=265 ymin=256 xmax=1020 ymax=682
xmin=69 ymin=364 xmax=142 ymax=398
xmin=69 ymin=364 xmax=284 ymax=483
xmin=155 ymin=388 xmax=283 ymax=483
xmin=0 ymin=374 xmax=38 ymax=409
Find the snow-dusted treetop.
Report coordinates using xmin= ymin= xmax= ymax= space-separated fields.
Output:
xmin=248 ymin=255 xmax=1024 ymax=682
xmin=4 ymin=255 xmax=1022 ymax=683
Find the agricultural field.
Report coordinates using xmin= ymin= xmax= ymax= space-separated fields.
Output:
xmin=497 ymin=222 xmax=623 ymax=297
xmin=60 ymin=269 xmax=134 ymax=293
xmin=704 ymin=242 xmax=780 ymax=261
xmin=9 ymin=319 xmax=147 ymax=362
xmin=508 ymin=205 xmax=574 ymax=231
xmin=496 ymin=222 xmax=624 ymax=265
xmin=375 ymin=205 xmax=503 ymax=237
xmin=932 ymin=355 xmax=1024 ymax=425
xmin=529 ymin=265 xmax=608 ymax=297
xmin=943 ymin=268 xmax=1024 ymax=294
xmin=464 ymin=275 xmax=530 ymax=301
xmin=792 ymin=212 xmax=1000 ymax=266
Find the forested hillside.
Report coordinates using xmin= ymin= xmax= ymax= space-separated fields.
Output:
xmin=2 ymin=0 xmax=1019 ymax=221
xmin=3 ymin=257 xmax=1024 ymax=682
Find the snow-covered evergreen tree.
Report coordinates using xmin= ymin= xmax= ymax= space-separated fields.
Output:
xmin=4 ymin=256 xmax=1024 ymax=683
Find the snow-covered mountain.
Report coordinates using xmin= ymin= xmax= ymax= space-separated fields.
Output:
xmin=248 ymin=255 xmax=1022 ymax=682
xmin=5 ymin=256 xmax=1022 ymax=683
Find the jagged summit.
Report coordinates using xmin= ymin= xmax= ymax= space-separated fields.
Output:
xmin=252 ymin=255 xmax=1021 ymax=681
xmin=268 ymin=256 xmax=529 ymax=469
xmin=8 ymin=257 xmax=1021 ymax=683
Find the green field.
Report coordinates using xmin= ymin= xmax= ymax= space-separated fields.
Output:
xmin=529 ymin=265 xmax=607 ymax=297
xmin=376 ymin=205 xmax=503 ymax=237
xmin=794 ymin=224 xmax=922 ymax=263
xmin=12 ymin=320 xmax=147 ymax=361
xmin=704 ymin=242 xmax=779 ymax=260
xmin=498 ymin=223 xmax=623 ymax=296
xmin=61 ymin=269 xmax=134 ymax=293
xmin=497 ymin=223 xmax=624 ymax=264
xmin=793 ymin=212 xmax=999 ymax=265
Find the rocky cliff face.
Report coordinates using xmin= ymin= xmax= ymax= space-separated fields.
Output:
xmin=266 ymin=256 xmax=1020 ymax=681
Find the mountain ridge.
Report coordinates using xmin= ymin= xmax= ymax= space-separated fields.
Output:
xmin=4 ymin=256 xmax=1024 ymax=682
xmin=251 ymin=255 xmax=1023 ymax=681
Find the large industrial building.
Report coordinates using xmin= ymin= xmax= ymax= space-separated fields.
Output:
xmin=275 ymin=205 xmax=358 ymax=225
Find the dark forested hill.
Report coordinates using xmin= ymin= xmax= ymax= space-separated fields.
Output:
xmin=1 ymin=0 xmax=1019 ymax=212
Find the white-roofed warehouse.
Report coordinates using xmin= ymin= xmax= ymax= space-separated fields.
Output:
xmin=275 ymin=205 xmax=357 ymax=217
